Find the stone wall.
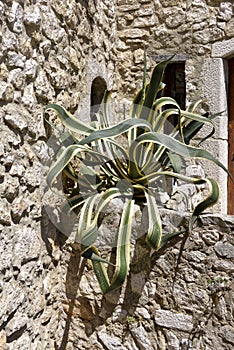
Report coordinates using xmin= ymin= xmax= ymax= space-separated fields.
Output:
xmin=0 ymin=0 xmax=234 ymax=349
xmin=115 ymin=0 xmax=234 ymax=213
xmin=0 ymin=0 xmax=117 ymax=348
xmin=1 ymin=210 xmax=234 ymax=349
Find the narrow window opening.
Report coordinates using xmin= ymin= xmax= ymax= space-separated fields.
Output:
xmin=163 ymin=62 xmax=186 ymax=134
xmin=90 ymin=77 xmax=107 ymax=121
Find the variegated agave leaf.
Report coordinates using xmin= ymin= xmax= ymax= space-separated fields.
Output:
xmin=44 ymin=57 xmax=227 ymax=294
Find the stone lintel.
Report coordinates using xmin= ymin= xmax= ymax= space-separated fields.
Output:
xmin=152 ymin=54 xmax=189 ymax=62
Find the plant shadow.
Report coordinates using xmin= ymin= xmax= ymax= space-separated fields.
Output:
xmin=83 ymin=229 xmax=189 ymax=337
xmin=55 ymin=250 xmax=85 ymax=350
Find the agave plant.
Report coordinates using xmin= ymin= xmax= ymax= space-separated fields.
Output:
xmin=44 ymin=57 xmax=228 ymax=294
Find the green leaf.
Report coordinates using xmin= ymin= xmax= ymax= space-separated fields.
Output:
xmin=86 ymin=198 xmax=134 ymax=294
xmin=45 ymin=104 xmax=95 ymax=135
xmin=144 ymin=190 xmax=162 ymax=250
xmin=189 ymin=178 xmax=220 ymax=233
xmin=140 ymin=57 xmax=173 ymax=117
xmin=107 ymin=198 xmax=134 ymax=292
xmin=130 ymin=132 xmax=229 ymax=177
xmin=78 ymin=118 xmax=152 ymax=146
xmin=47 ymin=144 xmax=109 ymax=189
xmin=99 ymin=90 xmax=112 ymax=128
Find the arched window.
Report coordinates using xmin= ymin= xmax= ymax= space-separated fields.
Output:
xmin=90 ymin=77 xmax=107 ymax=121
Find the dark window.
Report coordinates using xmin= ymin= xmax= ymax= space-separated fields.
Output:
xmin=163 ymin=62 xmax=186 ymax=134
xmin=90 ymin=77 xmax=107 ymax=121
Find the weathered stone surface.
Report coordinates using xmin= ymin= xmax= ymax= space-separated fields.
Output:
xmin=7 ymin=51 xmax=26 ymax=68
xmin=4 ymin=104 xmax=28 ymax=131
xmin=154 ymin=310 xmax=193 ymax=332
xmin=23 ymin=5 xmax=41 ymax=27
xmin=218 ymin=2 xmax=233 ymax=22
xmin=213 ymin=259 xmax=234 ymax=272
xmin=0 ymin=330 xmax=7 ymax=350
xmin=0 ymin=198 xmax=11 ymax=225
xmin=119 ymin=28 xmax=149 ymax=39
xmin=225 ymin=17 xmax=234 ymax=37
xmin=214 ymin=242 xmax=234 ymax=258
xmin=98 ymin=331 xmax=128 ymax=350
xmin=164 ymin=330 xmax=180 ymax=350
xmin=0 ymin=82 xmax=14 ymax=102
xmin=130 ymin=324 xmax=152 ymax=350
xmin=219 ymin=325 xmax=234 ymax=345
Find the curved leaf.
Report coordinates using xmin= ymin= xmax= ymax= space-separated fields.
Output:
xmin=130 ymin=132 xmax=229 ymax=177
xmin=45 ymin=104 xmax=95 ymax=135
xmin=189 ymin=178 xmax=220 ymax=233
xmin=47 ymin=144 xmax=109 ymax=189
xmin=78 ymin=118 xmax=152 ymax=146
xmin=144 ymin=190 xmax=162 ymax=250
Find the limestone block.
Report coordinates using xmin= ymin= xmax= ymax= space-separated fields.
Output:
xmin=0 ymin=331 xmax=7 ymax=350
xmin=160 ymin=0 xmax=183 ymax=6
xmin=98 ymin=331 xmax=128 ymax=350
xmin=212 ymin=259 xmax=234 ymax=272
xmin=214 ymin=242 xmax=234 ymax=259
xmin=8 ymin=68 xmax=24 ymax=89
xmin=212 ymin=36 xmax=234 ymax=58
xmin=7 ymin=1 xmax=24 ymax=33
xmin=137 ymin=7 xmax=154 ymax=17
xmin=11 ymin=196 xmax=31 ymax=222
xmin=50 ymin=70 xmax=70 ymax=90
xmin=130 ymin=324 xmax=152 ymax=350
xmin=0 ymin=82 xmax=14 ymax=102
xmin=32 ymin=140 xmax=51 ymax=164
xmin=20 ymin=81 xmax=36 ymax=110
xmin=11 ymin=226 xmax=41 ymax=267
xmin=186 ymin=251 xmax=207 ymax=263
xmin=41 ymin=8 xmax=67 ymax=44
xmin=4 ymin=104 xmax=28 ymax=131
xmin=24 ymin=58 xmax=38 ymax=79
xmin=23 ymin=163 xmax=42 ymax=188
xmin=23 ymin=5 xmax=41 ymax=27
xmin=172 ymin=282 xmax=210 ymax=311
xmin=133 ymin=15 xmax=155 ymax=28
xmin=9 ymin=162 xmax=25 ymax=177
xmin=118 ymin=4 xmax=140 ymax=12
xmin=0 ymin=281 xmax=26 ymax=323
xmin=202 ymin=230 xmax=220 ymax=245
xmin=5 ymin=310 xmax=28 ymax=337
xmin=119 ymin=28 xmax=149 ymax=39
xmin=218 ymin=2 xmax=233 ymax=22
xmin=164 ymin=330 xmax=180 ymax=350
xmin=219 ymin=325 xmax=234 ymax=345
xmin=0 ymin=173 xmax=19 ymax=201
xmin=202 ymin=59 xmax=228 ymax=138
xmin=34 ymin=70 xmax=55 ymax=101
xmin=134 ymin=306 xmax=151 ymax=320
xmin=7 ymin=51 xmax=26 ymax=68
xmin=0 ymin=63 xmax=9 ymax=81
xmin=225 ymin=17 xmax=234 ymax=37
xmin=154 ymin=310 xmax=193 ymax=332
xmin=0 ymin=198 xmax=11 ymax=225
xmin=186 ymin=0 xmax=209 ymax=24
xmin=164 ymin=7 xmax=185 ymax=29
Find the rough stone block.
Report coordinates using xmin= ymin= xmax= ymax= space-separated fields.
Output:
xmin=154 ymin=310 xmax=193 ymax=332
xmin=214 ymin=242 xmax=234 ymax=259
